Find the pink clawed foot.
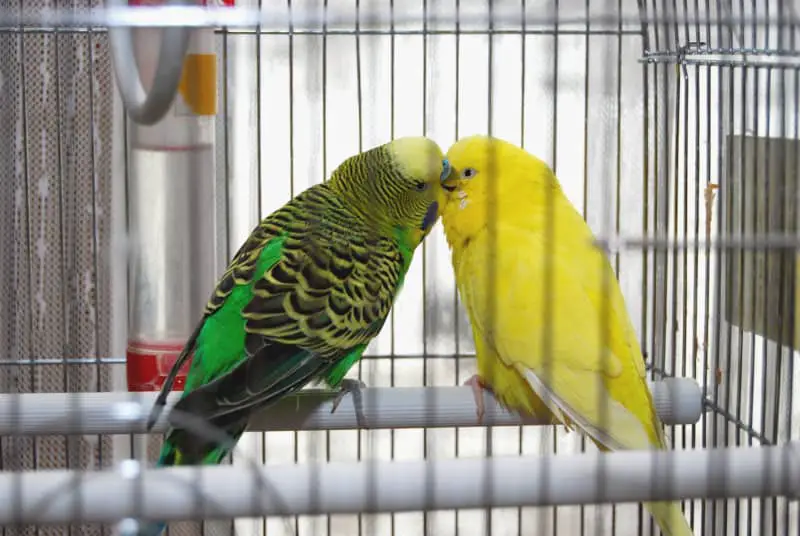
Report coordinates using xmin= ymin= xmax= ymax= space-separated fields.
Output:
xmin=464 ymin=374 xmax=489 ymax=424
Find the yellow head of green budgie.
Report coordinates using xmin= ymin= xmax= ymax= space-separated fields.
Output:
xmin=439 ymin=135 xmax=694 ymax=536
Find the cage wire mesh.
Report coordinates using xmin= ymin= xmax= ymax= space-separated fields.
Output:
xmin=0 ymin=0 xmax=115 ymax=534
xmin=0 ymin=0 xmax=799 ymax=535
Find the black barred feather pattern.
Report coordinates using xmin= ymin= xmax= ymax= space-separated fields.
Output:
xmin=204 ymin=143 xmax=431 ymax=358
xmin=207 ymin=183 xmax=406 ymax=359
xmin=163 ymin=182 xmax=411 ymax=460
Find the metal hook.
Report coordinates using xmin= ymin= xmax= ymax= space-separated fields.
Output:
xmin=675 ymin=41 xmax=708 ymax=80
xmin=107 ymin=0 xmax=193 ymax=125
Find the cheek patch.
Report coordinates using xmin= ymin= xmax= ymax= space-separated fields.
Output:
xmin=421 ymin=201 xmax=439 ymax=231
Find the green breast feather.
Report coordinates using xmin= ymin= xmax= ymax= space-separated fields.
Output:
xmin=185 ymin=234 xmax=287 ymax=390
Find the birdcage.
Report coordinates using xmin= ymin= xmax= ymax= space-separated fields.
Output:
xmin=0 ymin=0 xmax=798 ymax=535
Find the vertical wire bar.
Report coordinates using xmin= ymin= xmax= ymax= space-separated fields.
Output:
xmin=52 ymin=15 xmax=74 ymax=530
xmin=254 ymin=0 xmax=267 ymax=533
xmin=614 ymin=0 xmax=623 ymax=279
xmin=673 ymin=5 xmax=686 ymax=519
xmin=597 ymin=0 xmax=612 ymax=531
xmin=636 ymin=0 xmax=653 ymax=526
xmin=612 ymin=0 xmax=624 ymax=533
xmin=485 ymin=2 xmax=496 ymax=534
xmin=716 ymin=5 xmax=734 ymax=536
xmin=741 ymin=27 xmax=762 ymax=531
xmin=669 ymin=0 xmax=681 ymax=387
xmin=544 ymin=1 xmax=557 ymax=535
xmin=220 ymin=11 xmax=235 ymax=535
xmin=734 ymin=0 xmax=747 ymax=465
xmin=288 ymin=3 xmax=299 ymax=530
xmin=709 ymin=0 xmax=722 ymax=521
xmin=665 ymin=8 xmax=680 ymax=528
xmin=354 ymin=2 xmax=364 ymax=535
xmin=452 ymin=3 xmax=461 ymax=535
xmin=88 ymin=12 xmax=104 ymax=528
xmin=421 ymin=3 xmax=433 ymax=535
xmin=733 ymin=12 xmax=747 ymax=536
xmin=520 ymin=12 xmax=526 ymax=536
xmin=699 ymin=1 xmax=712 ymax=535
xmin=387 ymin=2 xmax=396 ymax=534
xmin=256 ymin=0 xmax=264 ymax=228
xmin=756 ymin=3 xmax=775 ymax=535
xmin=17 ymin=0 xmax=37 ymax=533
xmin=689 ymin=0 xmax=702 ymax=529
xmin=679 ymin=8 xmax=691 ymax=504
xmin=364 ymin=3 xmax=380 ymax=533
xmin=121 ymin=17 xmax=138 ymax=531
xmin=770 ymin=0 xmax=786 ymax=530
xmin=580 ymin=1 xmax=590 ymax=533
xmin=322 ymin=1 xmax=333 ymax=534
xmin=714 ymin=0 xmax=735 ymax=532
xmin=650 ymin=1 xmax=663 ymax=531
xmin=707 ymin=3 xmax=720 ymax=535
xmin=668 ymin=6 xmax=682 ymax=484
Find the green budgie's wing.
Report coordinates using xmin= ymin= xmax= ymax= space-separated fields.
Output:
xmin=163 ymin=185 xmax=411 ymax=463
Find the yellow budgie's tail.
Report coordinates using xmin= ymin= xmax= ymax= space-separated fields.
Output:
xmin=644 ymin=500 xmax=694 ymax=536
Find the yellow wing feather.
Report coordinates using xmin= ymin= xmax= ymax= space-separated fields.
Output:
xmin=456 ymin=221 xmax=665 ymax=450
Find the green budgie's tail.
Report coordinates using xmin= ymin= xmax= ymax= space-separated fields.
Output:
xmin=156 ymin=427 xmax=245 ymax=468
xmin=645 ymin=500 xmax=694 ymax=536
xmin=133 ymin=425 xmax=246 ymax=536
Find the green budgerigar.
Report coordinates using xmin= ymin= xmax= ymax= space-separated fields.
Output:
xmin=138 ymin=137 xmax=450 ymax=536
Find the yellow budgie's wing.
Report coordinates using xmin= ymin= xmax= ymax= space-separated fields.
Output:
xmin=458 ymin=224 xmax=664 ymax=452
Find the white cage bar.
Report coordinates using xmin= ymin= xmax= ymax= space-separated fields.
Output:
xmin=0 ymin=378 xmax=704 ymax=436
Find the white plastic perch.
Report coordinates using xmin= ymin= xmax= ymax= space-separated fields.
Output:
xmin=0 ymin=443 xmax=797 ymax=525
xmin=0 ymin=379 xmax=703 ymax=436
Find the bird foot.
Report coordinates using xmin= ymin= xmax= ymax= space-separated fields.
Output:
xmin=464 ymin=374 xmax=491 ymax=424
xmin=331 ymin=378 xmax=368 ymax=428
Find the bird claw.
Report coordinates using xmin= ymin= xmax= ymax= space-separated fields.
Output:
xmin=331 ymin=378 xmax=368 ymax=428
xmin=464 ymin=374 xmax=489 ymax=424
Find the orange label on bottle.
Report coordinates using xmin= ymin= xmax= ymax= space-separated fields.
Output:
xmin=178 ymin=53 xmax=217 ymax=116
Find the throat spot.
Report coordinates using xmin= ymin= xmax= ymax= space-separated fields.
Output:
xmin=456 ymin=190 xmax=469 ymax=210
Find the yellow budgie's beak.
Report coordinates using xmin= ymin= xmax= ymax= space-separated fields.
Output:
xmin=440 ymin=158 xmax=458 ymax=192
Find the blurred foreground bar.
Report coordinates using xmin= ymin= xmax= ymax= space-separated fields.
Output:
xmin=0 ymin=442 xmax=796 ymax=525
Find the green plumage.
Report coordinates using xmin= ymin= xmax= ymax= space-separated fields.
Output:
xmin=147 ymin=138 xmax=446 ymax=477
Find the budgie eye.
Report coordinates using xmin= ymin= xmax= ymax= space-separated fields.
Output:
xmin=462 ymin=167 xmax=477 ymax=179
xmin=414 ymin=181 xmax=430 ymax=192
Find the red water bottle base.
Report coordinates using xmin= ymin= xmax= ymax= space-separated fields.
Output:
xmin=126 ymin=340 xmax=192 ymax=392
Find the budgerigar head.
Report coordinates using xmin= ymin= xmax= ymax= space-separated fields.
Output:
xmin=329 ymin=136 xmax=451 ymax=247
xmin=439 ymin=135 xmax=558 ymax=250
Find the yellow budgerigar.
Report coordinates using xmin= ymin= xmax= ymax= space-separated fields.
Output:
xmin=439 ymin=135 xmax=693 ymax=536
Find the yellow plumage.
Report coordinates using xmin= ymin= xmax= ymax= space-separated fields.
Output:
xmin=439 ymin=135 xmax=693 ymax=536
